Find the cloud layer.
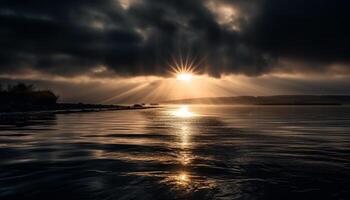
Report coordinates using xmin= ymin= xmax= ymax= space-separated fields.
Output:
xmin=1 ymin=0 xmax=350 ymax=77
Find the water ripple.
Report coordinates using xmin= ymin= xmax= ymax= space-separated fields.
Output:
xmin=1 ymin=106 xmax=350 ymax=199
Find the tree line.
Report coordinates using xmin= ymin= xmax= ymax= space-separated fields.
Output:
xmin=0 ymin=83 xmax=59 ymax=112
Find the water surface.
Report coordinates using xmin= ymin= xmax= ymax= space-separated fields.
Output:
xmin=1 ymin=105 xmax=350 ymax=199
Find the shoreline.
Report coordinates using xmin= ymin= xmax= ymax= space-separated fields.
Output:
xmin=0 ymin=104 xmax=160 ymax=116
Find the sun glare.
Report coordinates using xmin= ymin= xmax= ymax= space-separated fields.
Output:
xmin=177 ymin=73 xmax=193 ymax=81
xmin=169 ymin=54 xmax=200 ymax=81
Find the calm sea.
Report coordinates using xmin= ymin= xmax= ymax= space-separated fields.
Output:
xmin=1 ymin=105 xmax=350 ymax=200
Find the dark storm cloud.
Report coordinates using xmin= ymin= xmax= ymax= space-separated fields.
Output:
xmin=0 ymin=0 xmax=349 ymax=77
xmin=246 ymin=0 xmax=350 ymax=67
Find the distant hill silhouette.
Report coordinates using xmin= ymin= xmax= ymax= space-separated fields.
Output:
xmin=163 ymin=95 xmax=350 ymax=105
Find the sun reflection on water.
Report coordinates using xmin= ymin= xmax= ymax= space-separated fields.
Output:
xmin=179 ymin=126 xmax=190 ymax=147
xmin=171 ymin=105 xmax=195 ymax=118
xmin=170 ymin=106 xmax=196 ymax=189
xmin=180 ymin=154 xmax=191 ymax=165
xmin=177 ymin=172 xmax=190 ymax=185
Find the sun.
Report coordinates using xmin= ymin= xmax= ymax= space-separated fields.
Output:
xmin=177 ymin=73 xmax=193 ymax=81
xmin=169 ymin=54 xmax=200 ymax=81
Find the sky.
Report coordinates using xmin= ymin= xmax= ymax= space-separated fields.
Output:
xmin=1 ymin=0 xmax=350 ymax=103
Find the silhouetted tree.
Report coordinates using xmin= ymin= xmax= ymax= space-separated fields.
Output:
xmin=0 ymin=83 xmax=59 ymax=111
xmin=7 ymin=83 xmax=35 ymax=93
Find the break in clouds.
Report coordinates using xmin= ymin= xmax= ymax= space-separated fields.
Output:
xmin=1 ymin=0 xmax=350 ymax=78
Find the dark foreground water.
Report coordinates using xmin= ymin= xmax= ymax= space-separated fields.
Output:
xmin=1 ymin=105 xmax=350 ymax=200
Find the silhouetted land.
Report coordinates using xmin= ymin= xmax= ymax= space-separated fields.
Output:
xmin=0 ymin=83 xmax=155 ymax=114
xmin=164 ymin=95 xmax=350 ymax=105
